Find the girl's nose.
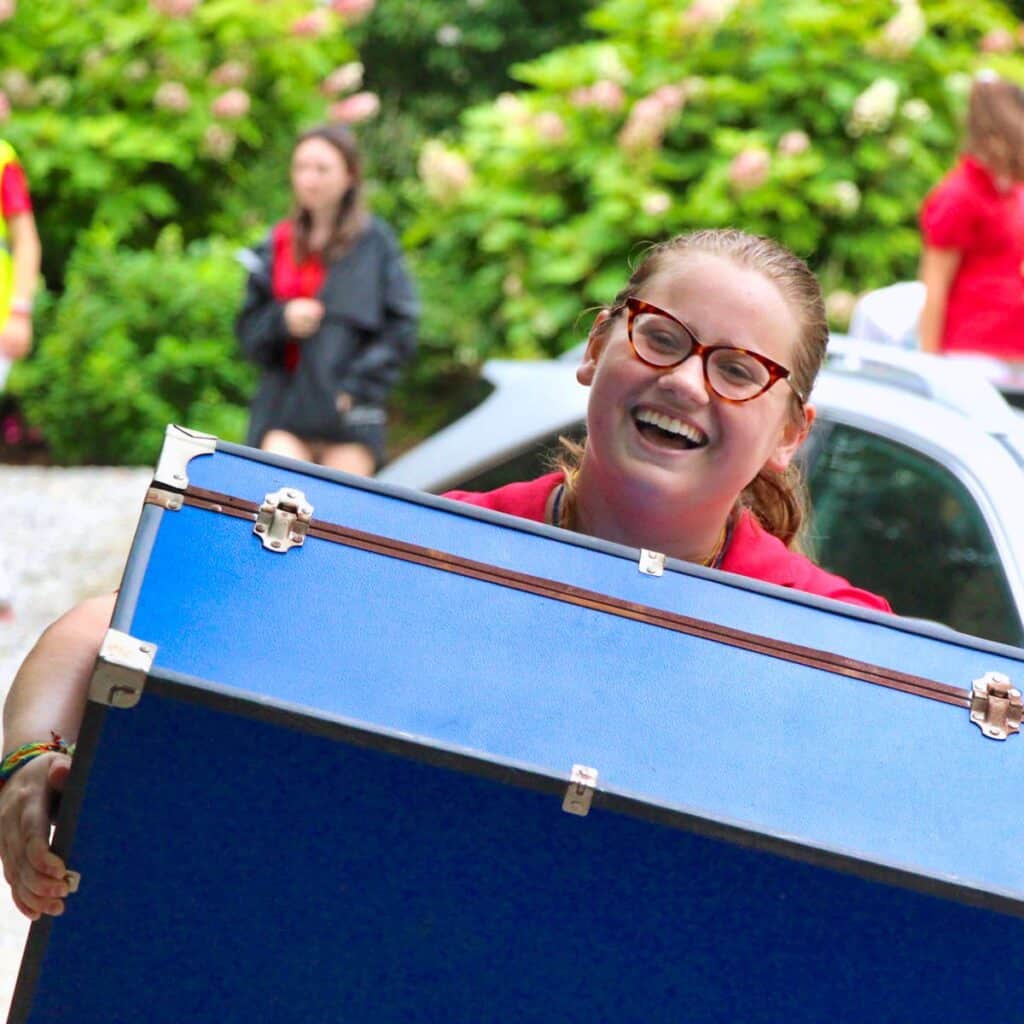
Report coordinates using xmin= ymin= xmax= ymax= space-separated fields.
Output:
xmin=655 ymin=352 xmax=711 ymax=405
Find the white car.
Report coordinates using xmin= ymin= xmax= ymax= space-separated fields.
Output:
xmin=379 ymin=339 xmax=1024 ymax=648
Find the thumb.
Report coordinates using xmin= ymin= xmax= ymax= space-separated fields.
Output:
xmin=46 ymin=755 xmax=72 ymax=793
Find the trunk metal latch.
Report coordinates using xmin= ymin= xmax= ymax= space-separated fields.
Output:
xmin=970 ymin=672 xmax=1022 ymax=740
xmin=253 ymin=488 xmax=314 ymax=553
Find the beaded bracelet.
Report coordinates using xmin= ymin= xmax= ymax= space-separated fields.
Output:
xmin=0 ymin=733 xmax=75 ymax=791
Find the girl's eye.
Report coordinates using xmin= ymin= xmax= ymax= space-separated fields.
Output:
xmin=715 ymin=356 xmax=759 ymax=382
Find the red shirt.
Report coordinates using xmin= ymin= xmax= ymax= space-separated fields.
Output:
xmin=444 ymin=472 xmax=892 ymax=612
xmin=920 ymin=156 xmax=1024 ymax=358
xmin=1 ymin=160 xmax=32 ymax=217
xmin=270 ymin=219 xmax=326 ymax=372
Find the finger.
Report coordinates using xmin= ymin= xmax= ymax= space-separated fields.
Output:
xmin=11 ymin=891 xmax=40 ymax=921
xmin=25 ymin=835 xmax=65 ymax=881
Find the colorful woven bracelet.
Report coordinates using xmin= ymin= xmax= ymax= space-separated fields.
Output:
xmin=0 ymin=733 xmax=75 ymax=791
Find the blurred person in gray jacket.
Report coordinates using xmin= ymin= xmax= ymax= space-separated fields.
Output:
xmin=236 ymin=123 xmax=418 ymax=475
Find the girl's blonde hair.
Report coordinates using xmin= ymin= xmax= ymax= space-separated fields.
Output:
xmin=556 ymin=228 xmax=828 ymax=550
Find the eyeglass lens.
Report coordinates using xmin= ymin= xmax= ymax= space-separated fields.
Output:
xmin=632 ymin=312 xmax=773 ymax=401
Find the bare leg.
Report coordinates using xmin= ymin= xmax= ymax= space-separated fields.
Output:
xmin=261 ymin=430 xmax=315 ymax=463
xmin=320 ymin=443 xmax=376 ymax=477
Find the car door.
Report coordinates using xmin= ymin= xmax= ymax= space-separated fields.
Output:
xmin=803 ymin=417 xmax=1024 ymax=647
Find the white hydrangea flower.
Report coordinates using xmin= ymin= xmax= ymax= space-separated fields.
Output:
xmin=436 ymin=24 xmax=462 ymax=46
xmin=847 ymin=78 xmax=900 ymax=136
xmin=901 ymin=98 xmax=931 ymax=123
xmin=832 ymin=181 xmax=861 ymax=216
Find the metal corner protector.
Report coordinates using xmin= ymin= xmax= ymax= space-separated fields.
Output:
xmin=152 ymin=425 xmax=217 ymax=490
xmin=88 ymin=629 xmax=157 ymax=709
xmin=562 ymin=764 xmax=599 ymax=817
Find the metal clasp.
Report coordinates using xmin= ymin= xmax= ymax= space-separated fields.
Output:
xmin=253 ymin=488 xmax=313 ymax=553
xmin=562 ymin=764 xmax=599 ymax=817
xmin=638 ymin=549 xmax=665 ymax=577
xmin=970 ymin=672 xmax=1022 ymax=741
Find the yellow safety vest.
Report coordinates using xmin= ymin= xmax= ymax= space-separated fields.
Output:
xmin=0 ymin=139 xmax=17 ymax=323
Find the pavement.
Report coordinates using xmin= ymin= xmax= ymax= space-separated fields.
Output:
xmin=0 ymin=464 xmax=152 ymax=1017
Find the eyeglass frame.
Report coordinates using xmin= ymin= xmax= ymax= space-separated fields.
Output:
xmin=621 ymin=297 xmax=806 ymax=405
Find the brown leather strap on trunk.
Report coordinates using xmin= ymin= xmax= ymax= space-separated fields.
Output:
xmin=151 ymin=485 xmax=970 ymax=709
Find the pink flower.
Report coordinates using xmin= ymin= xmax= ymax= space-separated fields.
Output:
xmin=211 ymin=88 xmax=251 ymax=119
xmin=495 ymin=92 xmax=532 ymax=126
xmin=728 ymin=148 xmax=771 ymax=191
xmin=322 ymin=62 xmax=364 ymax=96
xmin=652 ymin=84 xmax=686 ymax=113
xmin=571 ymin=81 xmax=626 ymax=113
xmin=154 ymin=81 xmax=191 ymax=113
xmin=201 ymin=125 xmax=235 ymax=161
xmin=777 ymin=130 xmax=810 ymax=157
xmin=619 ymin=94 xmax=670 ymax=152
xmin=291 ymin=9 xmax=330 ymax=37
xmin=210 ymin=61 xmax=249 ymax=88
xmin=0 ymin=92 xmax=9 ymax=123
xmin=589 ymin=79 xmax=625 ymax=112
xmin=680 ymin=0 xmax=736 ymax=31
xmin=534 ymin=111 xmax=567 ymax=143
xmin=329 ymin=91 xmax=380 ymax=124
xmin=151 ymin=0 xmax=197 ymax=16
xmin=981 ymin=28 xmax=1015 ymax=53
xmin=0 ymin=0 xmax=16 ymax=23
xmin=331 ymin=0 xmax=374 ymax=21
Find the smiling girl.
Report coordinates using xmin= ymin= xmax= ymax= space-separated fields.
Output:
xmin=447 ymin=230 xmax=890 ymax=609
xmin=0 ymin=231 xmax=888 ymax=922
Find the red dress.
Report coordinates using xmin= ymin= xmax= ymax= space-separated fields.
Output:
xmin=920 ymin=156 xmax=1024 ymax=358
xmin=270 ymin=219 xmax=326 ymax=373
xmin=444 ymin=472 xmax=893 ymax=612
xmin=0 ymin=159 xmax=32 ymax=217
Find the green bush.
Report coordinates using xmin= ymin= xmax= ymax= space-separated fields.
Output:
xmin=9 ymin=228 xmax=253 ymax=465
xmin=351 ymin=0 xmax=597 ymax=193
xmin=406 ymin=0 xmax=1024 ymax=368
xmin=0 ymin=0 xmax=358 ymax=284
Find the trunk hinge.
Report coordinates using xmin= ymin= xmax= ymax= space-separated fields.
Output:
xmin=253 ymin=488 xmax=314 ymax=553
xmin=969 ymin=672 xmax=1022 ymax=740
xmin=89 ymin=629 xmax=157 ymax=709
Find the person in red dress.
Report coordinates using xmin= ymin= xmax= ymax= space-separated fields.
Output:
xmin=0 ymin=229 xmax=890 ymax=921
xmin=0 ymin=137 xmax=40 ymax=377
xmin=236 ymin=124 xmax=418 ymax=475
xmin=918 ymin=72 xmax=1024 ymax=359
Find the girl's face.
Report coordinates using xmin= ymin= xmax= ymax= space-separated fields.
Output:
xmin=576 ymin=253 xmax=815 ymax=521
xmin=291 ymin=137 xmax=352 ymax=214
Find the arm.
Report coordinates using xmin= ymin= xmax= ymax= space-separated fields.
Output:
xmin=235 ymin=243 xmax=290 ymax=369
xmin=917 ymin=245 xmax=961 ymax=354
xmin=0 ymin=592 xmax=114 ymax=919
xmin=0 ymin=210 xmax=41 ymax=360
xmin=337 ymin=231 xmax=419 ymax=406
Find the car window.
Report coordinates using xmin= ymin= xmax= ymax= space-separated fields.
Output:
xmin=447 ymin=424 xmax=586 ymax=494
xmin=805 ymin=422 xmax=1023 ymax=647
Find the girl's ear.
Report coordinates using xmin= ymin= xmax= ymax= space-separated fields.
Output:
xmin=765 ymin=403 xmax=816 ymax=474
xmin=577 ymin=310 xmax=611 ymax=386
